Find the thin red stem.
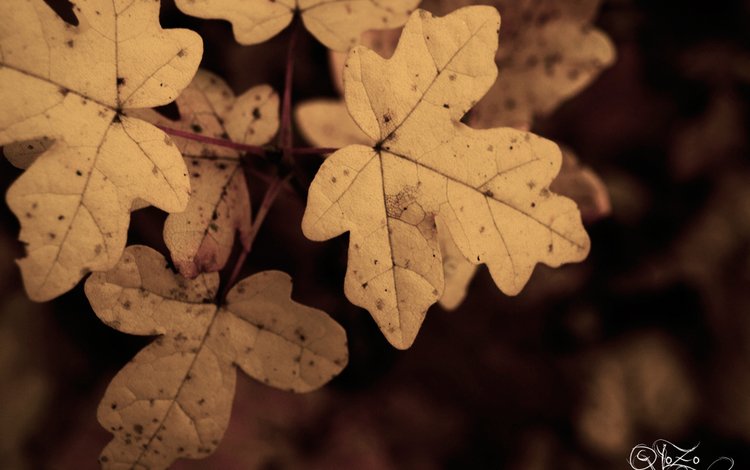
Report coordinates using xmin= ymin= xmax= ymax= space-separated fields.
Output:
xmin=159 ymin=125 xmax=338 ymax=158
xmin=221 ymin=174 xmax=291 ymax=301
xmin=279 ymin=18 xmax=300 ymax=161
xmin=157 ymin=125 xmax=266 ymax=156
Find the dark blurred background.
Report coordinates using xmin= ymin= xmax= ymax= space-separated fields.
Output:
xmin=1 ymin=0 xmax=750 ymax=468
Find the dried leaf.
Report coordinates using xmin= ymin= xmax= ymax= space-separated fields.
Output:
xmin=550 ymin=147 xmax=610 ymax=223
xmin=131 ymin=70 xmax=279 ymax=278
xmin=328 ymin=0 xmax=615 ymax=128
xmin=576 ymin=334 xmax=695 ymax=456
xmin=85 ymin=245 xmax=348 ymax=469
xmin=298 ymin=102 xmax=606 ymax=311
xmin=460 ymin=0 xmax=615 ymax=128
xmin=175 ymin=0 xmax=421 ymax=51
xmin=0 ymin=0 xmax=202 ymax=300
xmin=302 ymin=7 xmax=590 ymax=348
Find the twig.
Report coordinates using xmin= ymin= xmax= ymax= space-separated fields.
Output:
xmin=279 ymin=17 xmax=300 ymax=164
xmin=220 ymin=174 xmax=291 ymax=301
xmin=157 ymin=125 xmax=266 ymax=156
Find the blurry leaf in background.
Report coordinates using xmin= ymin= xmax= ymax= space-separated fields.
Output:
xmin=296 ymin=99 xmax=371 ymax=148
xmin=131 ymin=69 xmax=279 ymax=278
xmin=575 ymin=333 xmax=695 ymax=457
xmin=84 ymin=245 xmax=348 ymax=469
xmin=326 ymin=0 xmax=615 ymax=129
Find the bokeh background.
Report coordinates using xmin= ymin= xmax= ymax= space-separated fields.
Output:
xmin=1 ymin=0 xmax=750 ymax=468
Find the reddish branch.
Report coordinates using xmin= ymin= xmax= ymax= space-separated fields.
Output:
xmin=279 ymin=17 xmax=300 ymax=164
xmin=157 ymin=127 xmax=337 ymax=157
xmin=221 ymin=174 xmax=291 ymax=301
xmin=156 ymin=125 xmax=266 ymax=156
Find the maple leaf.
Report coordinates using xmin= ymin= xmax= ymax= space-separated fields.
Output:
xmin=85 ymin=245 xmax=348 ymax=469
xmin=174 ymin=0 xmax=421 ymax=51
xmin=130 ymin=70 xmax=279 ymax=278
xmin=0 ymin=0 xmax=202 ymax=301
xmin=445 ymin=0 xmax=615 ymax=128
xmin=301 ymin=7 xmax=591 ymax=349
xmin=327 ymin=0 xmax=615 ymax=128
xmin=297 ymin=100 xmax=607 ymax=311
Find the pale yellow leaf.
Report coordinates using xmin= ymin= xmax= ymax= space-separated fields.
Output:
xmin=0 ymin=0 xmax=202 ymax=300
xmin=297 ymin=96 xmax=603 ymax=315
xmin=131 ymin=70 xmax=279 ymax=278
xmin=328 ymin=0 xmax=615 ymax=128
xmin=302 ymin=7 xmax=590 ymax=349
xmin=296 ymin=99 xmax=371 ymax=149
xmin=85 ymin=245 xmax=348 ymax=470
xmin=174 ymin=0 xmax=420 ymax=51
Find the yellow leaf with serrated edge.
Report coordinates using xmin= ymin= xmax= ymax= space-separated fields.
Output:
xmin=174 ymin=0 xmax=421 ymax=51
xmin=85 ymin=245 xmax=348 ymax=470
xmin=0 ymin=0 xmax=202 ymax=301
xmin=297 ymin=105 xmax=608 ymax=312
xmin=131 ymin=70 xmax=279 ymax=278
xmin=302 ymin=7 xmax=590 ymax=349
xmin=328 ymin=0 xmax=615 ymax=128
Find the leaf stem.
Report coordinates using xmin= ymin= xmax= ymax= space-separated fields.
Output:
xmin=158 ymin=125 xmax=339 ymax=158
xmin=279 ymin=17 xmax=300 ymax=163
xmin=157 ymin=125 xmax=266 ymax=156
xmin=221 ymin=174 xmax=291 ymax=301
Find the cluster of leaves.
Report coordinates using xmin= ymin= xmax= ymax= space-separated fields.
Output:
xmin=0 ymin=0 xmax=614 ymax=467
